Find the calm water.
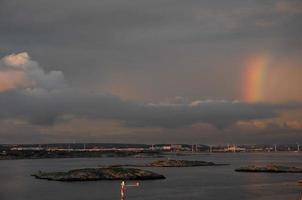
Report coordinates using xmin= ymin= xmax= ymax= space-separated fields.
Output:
xmin=0 ymin=153 xmax=301 ymax=200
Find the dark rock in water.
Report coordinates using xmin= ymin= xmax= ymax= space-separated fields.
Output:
xmin=148 ymin=159 xmax=224 ymax=167
xmin=32 ymin=167 xmax=165 ymax=181
xmin=235 ymin=165 xmax=302 ymax=173
xmin=100 ymin=159 xmax=228 ymax=168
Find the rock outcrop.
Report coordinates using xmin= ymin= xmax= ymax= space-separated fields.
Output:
xmin=105 ymin=159 xmax=227 ymax=168
xmin=235 ymin=165 xmax=302 ymax=173
xmin=32 ymin=167 xmax=165 ymax=181
xmin=148 ymin=159 xmax=221 ymax=167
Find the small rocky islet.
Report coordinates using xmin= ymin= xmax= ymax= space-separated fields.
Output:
xmin=147 ymin=159 xmax=225 ymax=167
xmin=235 ymin=164 xmax=302 ymax=173
xmin=32 ymin=167 xmax=165 ymax=182
xmin=107 ymin=159 xmax=227 ymax=168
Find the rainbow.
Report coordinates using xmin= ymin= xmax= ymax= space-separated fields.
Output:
xmin=241 ymin=54 xmax=270 ymax=102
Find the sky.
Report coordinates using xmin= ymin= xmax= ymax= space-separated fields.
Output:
xmin=0 ymin=0 xmax=302 ymax=144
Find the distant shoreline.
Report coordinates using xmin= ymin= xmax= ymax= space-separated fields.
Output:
xmin=0 ymin=150 xmax=300 ymax=161
xmin=0 ymin=150 xmax=166 ymax=161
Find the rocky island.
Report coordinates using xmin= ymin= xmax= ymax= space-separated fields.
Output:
xmin=107 ymin=159 xmax=227 ymax=168
xmin=148 ymin=159 xmax=221 ymax=167
xmin=32 ymin=167 xmax=165 ymax=181
xmin=235 ymin=165 xmax=302 ymax=173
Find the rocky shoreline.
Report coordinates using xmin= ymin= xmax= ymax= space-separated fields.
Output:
xmin=235 ymin=165 xmax=302 ymax=173
xmin=32 ymin=167 xmax=166 ymax=181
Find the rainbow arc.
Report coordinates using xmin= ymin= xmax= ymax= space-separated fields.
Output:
xmin=242 ymin=54 xmax=271 ymax=102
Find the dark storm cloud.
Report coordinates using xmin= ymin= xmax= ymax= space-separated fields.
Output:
xmin=1 ymin=0 xmax=300 ymax=48
xmin=0 ymin=1 xmax=302 ymax=143
xmin=0 ymin=0 xmax=301 ymax=99
xmin=0 ymin=89 xmax=282 ymax=129
xmin=0 ymin=52 xmax=282 ymax=128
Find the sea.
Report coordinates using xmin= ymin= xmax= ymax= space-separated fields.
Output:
xmin=0 ymin=153 xmax=301 ymax=200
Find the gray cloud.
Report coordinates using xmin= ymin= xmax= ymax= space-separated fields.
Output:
xmin=0 ymin=89 xmax=281 ymax=129
xmin=0 ymin=0 xmax=301 ymax=101
xmin=0 ymin=52 xmax=296 ymax=129
xmin=0 ymin=1 xmax=301 ymax=143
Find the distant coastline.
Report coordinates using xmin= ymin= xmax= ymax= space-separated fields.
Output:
xmin=0 ymin=143 xmax=301 ymax=160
